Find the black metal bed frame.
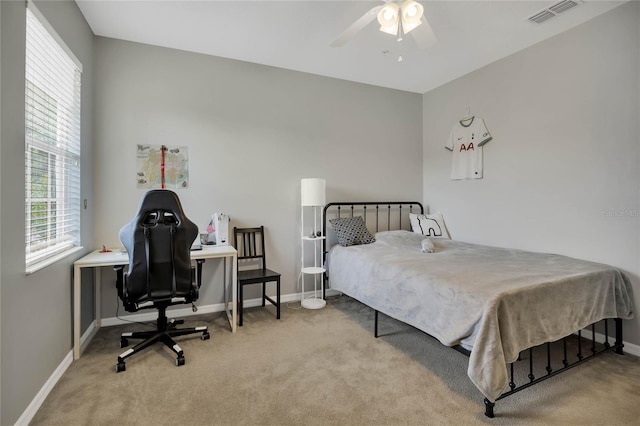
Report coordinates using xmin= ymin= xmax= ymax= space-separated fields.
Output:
xmin=322 ymin=201 xmax=626 ymax=418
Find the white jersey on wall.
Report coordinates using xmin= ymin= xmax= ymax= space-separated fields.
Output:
xmin=446 ymin=116 xmax=492 ymax=180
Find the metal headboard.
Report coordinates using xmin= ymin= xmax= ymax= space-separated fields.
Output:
xmin=322 ymin=200 xmax=424 ymax=263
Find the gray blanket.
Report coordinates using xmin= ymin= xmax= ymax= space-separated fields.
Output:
xmin=327 ymin=231 xmax=634 ymax=402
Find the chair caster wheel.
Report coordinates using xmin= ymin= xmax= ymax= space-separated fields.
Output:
xmin=176 ymin=356 xmax=185 ymax=367
xmin=120 ymin=337 xmax=129 ymax=348
xmin=116 ymin=362 xmax=126 ymax=373
xmin=202 ymin=332 xmax=210 ymax=340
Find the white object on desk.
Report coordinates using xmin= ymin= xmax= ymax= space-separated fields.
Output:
xmin=73 ymin=244 xmax=237 ymax=360
xmin=213 ymin=212 xmax=230 ymax=245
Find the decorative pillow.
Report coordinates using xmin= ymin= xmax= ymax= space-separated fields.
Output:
xmin=409 ymin=212 xmax=450 ymax=239
xmin=329 ymin=216 xmax=376 ymax=247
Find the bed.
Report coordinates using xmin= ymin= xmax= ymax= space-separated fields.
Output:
xmin=322 ymin=201 xmax=635 ymax=417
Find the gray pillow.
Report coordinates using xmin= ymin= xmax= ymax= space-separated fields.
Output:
xmin=329 ymin=216 xmax=376 ymax=247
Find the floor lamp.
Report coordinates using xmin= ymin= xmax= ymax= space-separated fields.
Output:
xmin=300 ymin=178 xmax=327 ymax=309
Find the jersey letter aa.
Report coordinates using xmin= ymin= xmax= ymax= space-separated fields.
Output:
xmin=459 ymin=142 xmax=475 ymax=152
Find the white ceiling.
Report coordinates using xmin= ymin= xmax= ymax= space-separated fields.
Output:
xmin=75 ymin=1 xmax=626 ymax=94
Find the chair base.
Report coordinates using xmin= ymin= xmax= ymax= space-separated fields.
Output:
xmin=115 ymin=306 xmax=209 ymax=372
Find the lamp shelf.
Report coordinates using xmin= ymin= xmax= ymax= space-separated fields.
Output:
xmin=302 ymin=266 xmax=325 ymax=275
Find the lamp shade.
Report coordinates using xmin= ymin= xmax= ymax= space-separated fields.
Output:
xmin=301 ymin=178 xmax=326 ymax=206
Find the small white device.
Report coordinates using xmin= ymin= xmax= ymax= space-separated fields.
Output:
xmin=213 ymin=213 xmax=230 ymax=246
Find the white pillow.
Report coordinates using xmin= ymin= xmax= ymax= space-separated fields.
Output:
xmin=409 ymin=212 xmax=450 ymax=239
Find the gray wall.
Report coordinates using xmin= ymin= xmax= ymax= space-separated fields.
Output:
xmin=422 ymin=2 xmax=640 ymax=345
xmin=93 ymin=38 xmax=423 ymax=317
xmin=0 ymin=0 xmax=3 ymax=414
xmin=0 ymin=1 xmax=94 ymax=424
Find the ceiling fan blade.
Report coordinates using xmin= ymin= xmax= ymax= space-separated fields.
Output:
xmin=411 ymin=16 xmax=437 ymax=50
xmin=330 ymin=5 xmax=384 ymax=47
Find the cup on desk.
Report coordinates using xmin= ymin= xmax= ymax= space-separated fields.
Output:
xmin=200 ymin=233 xmax=210 ymax=245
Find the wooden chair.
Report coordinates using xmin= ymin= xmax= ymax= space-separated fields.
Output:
xmin=233 ymin=226 xmax=281 ymax=326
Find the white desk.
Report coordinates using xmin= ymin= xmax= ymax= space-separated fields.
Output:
xmin=73 ymin=245 xmax=237 ymax=360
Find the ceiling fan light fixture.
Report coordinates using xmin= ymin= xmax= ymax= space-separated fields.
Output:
xmin=377 ymin=2 xmax=400 ymax=35
xmin=331 ymin=0 xmax=435 ymax=50
xmin=401 ymin=0 xmax=424 ymax=34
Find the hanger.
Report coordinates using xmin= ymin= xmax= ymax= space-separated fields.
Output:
xmin=460 ymin=107 xmax=474 ymax=126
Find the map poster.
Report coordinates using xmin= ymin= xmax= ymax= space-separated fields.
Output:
xmin=136 ymin=144 xmax=189 ymax=189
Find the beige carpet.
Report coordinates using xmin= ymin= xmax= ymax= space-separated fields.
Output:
xmin=31 ymin=295 xmax=640 ymax=425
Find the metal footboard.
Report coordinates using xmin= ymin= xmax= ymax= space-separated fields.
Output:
xmin=374 ymin=310 xmax=624 ymax=417
xmin=483 ymin=317 xmax=624 ymax=417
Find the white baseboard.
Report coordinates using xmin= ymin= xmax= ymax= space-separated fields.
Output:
xmin=579 ymin=327 xmax=640 ymax=357
xmin=79 ymin=320 xmax=98 ymax=356
xmin=623 ymin=340 xmax=640 ymax=357
xmin=15 ymin=350 xmax=73 ymax=426
xmin=101 ymin=291 xmax=307 ymax=326
xmin=101 ymin=301 xmax=228 ymax=327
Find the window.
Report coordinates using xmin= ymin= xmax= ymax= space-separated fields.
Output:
xmin=25 ymin=6 xmax=82 ymax=271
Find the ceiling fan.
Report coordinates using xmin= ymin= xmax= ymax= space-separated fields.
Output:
xmin=330 ymin=0 xmax=437 ymax=50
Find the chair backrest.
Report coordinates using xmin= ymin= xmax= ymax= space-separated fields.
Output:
xmin=119 ymin=190 xmax=198 ymax=306
xmin=234 ymin=226 xmax=268 ymax=271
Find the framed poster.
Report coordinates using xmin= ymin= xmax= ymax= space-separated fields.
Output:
xmin=136 ymin=144 xmax=189 ymax=189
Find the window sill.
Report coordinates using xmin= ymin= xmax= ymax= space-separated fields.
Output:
xmin=26 ymin=246 xmax=84 ymax=275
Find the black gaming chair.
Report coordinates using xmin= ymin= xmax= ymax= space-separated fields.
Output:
xmin=114 ymin=190 xmax=209 ymax=372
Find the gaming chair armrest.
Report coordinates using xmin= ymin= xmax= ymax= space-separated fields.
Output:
xmin=114 ymin=265 xmax=125 ymax=300
xmin=195 ymin=259 xmax=205 ymax=289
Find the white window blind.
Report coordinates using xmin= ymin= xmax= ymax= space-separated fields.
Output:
xmin=25 ymin=6 xmax=82 ymax=270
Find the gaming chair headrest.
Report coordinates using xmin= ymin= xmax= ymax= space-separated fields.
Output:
xmin=119 ymin=189 xmax=197 ymax=258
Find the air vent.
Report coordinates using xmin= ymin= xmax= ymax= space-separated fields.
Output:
xmin=526 ymin=0 xmax=582 ymax=24
xmin=549 ymin=0 xmax=579 ymax=14
xmin=528 ymin=10 xmax=555 ymax=24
